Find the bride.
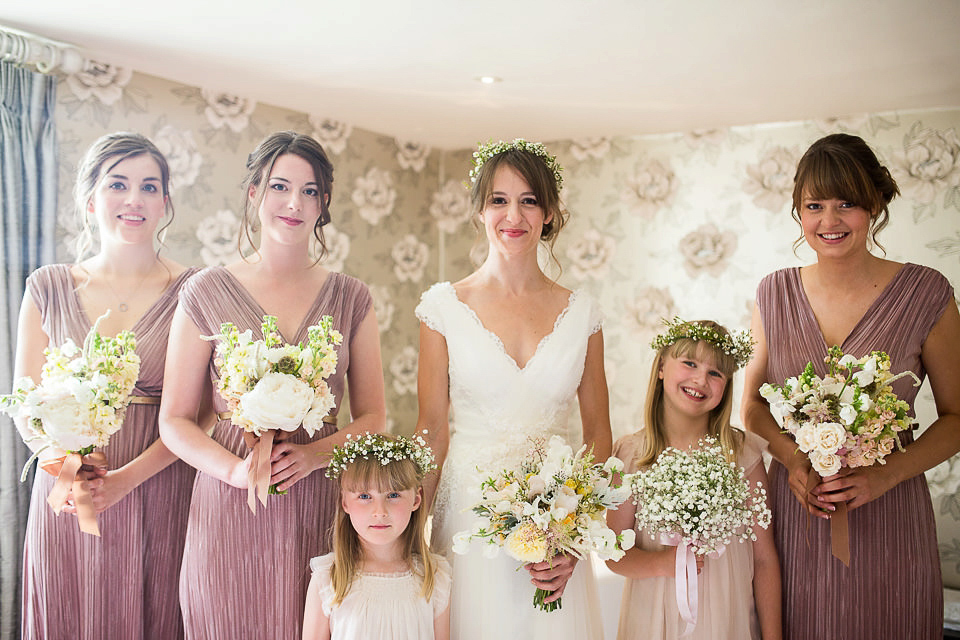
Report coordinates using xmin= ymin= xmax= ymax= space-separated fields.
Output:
xmin=415 ymin=139 xmax=612 ymax=639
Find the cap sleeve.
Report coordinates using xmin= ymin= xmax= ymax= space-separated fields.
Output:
xmin=415 ymin=282 xmax=453 ymax=337
xmin=430 ymin=553 xmax=453 ymax=616
xmin=308 ymin=553 xmax=337 ymax=617
xmin=738 ymin=429 xmax=768 ymax=476
xmin=612 ymin=431 xmax=645 ymax=474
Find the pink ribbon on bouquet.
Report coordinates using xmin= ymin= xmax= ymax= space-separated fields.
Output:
xmin=660 ymin=533 xmax=725 ymax=637
xmin=246 ymin=430 xmax=275 ymax=513
xmin=44 ymin=452 xmax=107 ymax=536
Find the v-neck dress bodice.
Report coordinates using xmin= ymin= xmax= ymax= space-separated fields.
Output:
xmin=416 ymin=281 xmax=604 ymax=640
xmin=22 ymin=263 xmax=198 ymax=640
xmin=176 ymin=265 xmax=372 ymax=640
xmin=756 ymin=263 xmax=953 ymax=640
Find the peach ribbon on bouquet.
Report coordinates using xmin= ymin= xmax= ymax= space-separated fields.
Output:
xmin=43 ymin=451 xmax=107 ymax=536
xmin=805 ymin=473 xmax=850 ymax=566
xmin=660 ymin=533 xmax=725 ymax=637
xmin=243 ymin=429 xmax=276 ymax=513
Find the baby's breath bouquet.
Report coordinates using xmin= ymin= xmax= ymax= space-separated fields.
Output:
xmin=206 ymin=314 xmax=341 ymax=510
xmin=759 ymin=346 xmax=918 ymax=477
xmin=452 ymin=435 xmax=635 ymax=612
xmin=631 ymin=437 xmax=770 ymax=633
xmin=0 ymin=315 xmax=140 ymax=536
xmin=631 ymin=437 xmax=771 ymax=555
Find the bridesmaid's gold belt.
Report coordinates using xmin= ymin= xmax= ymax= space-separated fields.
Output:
xmin=215 ymin=411 xmax=338 ymax=427
xmin=129 ymin=396 xmax=161 ymax=405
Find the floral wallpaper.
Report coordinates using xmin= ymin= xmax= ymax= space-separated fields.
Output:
xmin=50 ymin=60 xmax=960 ymax=587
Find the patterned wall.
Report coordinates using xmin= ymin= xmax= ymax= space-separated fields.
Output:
xmin=52 ymin=62 xmax=960 ymax=585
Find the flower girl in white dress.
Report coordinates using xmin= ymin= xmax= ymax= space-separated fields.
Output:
xmin=302 ymin=433 xmax=451 ymax=640
xmin=416 ymin=140 xmax=612 ymax=639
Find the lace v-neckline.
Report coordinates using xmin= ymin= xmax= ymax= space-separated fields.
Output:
xmin=218 ymin=267 xmax=333 ymax=344
xmin=446 ymin=282 xmax=579 ymax=372
xmin=793 ymin=263 xmax=911 ymax=352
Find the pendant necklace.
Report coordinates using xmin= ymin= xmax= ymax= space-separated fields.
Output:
xmin=103 ymin=263 xmax=158 ymax=312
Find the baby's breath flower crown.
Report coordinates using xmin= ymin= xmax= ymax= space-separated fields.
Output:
xmin=469 ymin=139 xmax=564 ymax=190
xmin=326 ymin=431 xmax=437 ymax=480
xmin=651 ymin=317 xmax=755 ymax=369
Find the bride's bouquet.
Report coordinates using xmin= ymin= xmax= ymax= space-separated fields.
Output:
xmin=452 ymin=435 xmax=635 ymax=612
xmin=207 ymin=314 xmax=341 ymax=511
xmin=759 ymin=346 xmax=918 ymax=564
xmin=0 ymin=315 xmax=140 ymax=536
xmin=630 ymin=437 xmax=771 ymax=635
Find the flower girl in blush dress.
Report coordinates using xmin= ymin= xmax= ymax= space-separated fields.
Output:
xmin=303 ymin=432 xmax=451 ymax=640
xmin=416 ymin=139 xmax=612 ymax=640
xmin=606 ymin=319 xmax=781 ymax=640
xmin=159 ymin=131 xmax=386 ymax=639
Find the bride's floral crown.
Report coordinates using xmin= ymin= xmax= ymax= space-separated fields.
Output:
xmin=326 ymin=431 xmax=437 ymax=479
xmin=469 ymin=139 xmax=564 ymax=190
xmin=650 ymin=317 xmax=755 ymax=369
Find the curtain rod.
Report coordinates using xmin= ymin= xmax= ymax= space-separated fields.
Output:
xmin=0 ymin=25 xmax=86 ymax=74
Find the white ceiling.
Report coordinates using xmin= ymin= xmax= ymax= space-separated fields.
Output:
xmin=3 ymin=0 xmax=959 ymax=149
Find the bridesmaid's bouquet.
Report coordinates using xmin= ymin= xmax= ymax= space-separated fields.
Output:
xmin=0 ymin=315 xmax=140 ymax=536
xmin=206 ymin=314 xmax=341 ymax=510
xmin=452 ymin=436 xmax=635 ymax=612
xmin=631 ymin=437 xmax=771 ymax=634
xmin=758 ymin=346 xmax=919 ymax=565
xmin=759 ymin=346 xmax=918 ymax=476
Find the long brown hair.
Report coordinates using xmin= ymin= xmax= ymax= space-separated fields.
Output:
xmin=330 ymin=455 xmax=436 ymax=605
xmin=469 ymin=147 xmax=568 ymax=269
xmin=73 ymin=132 xmax=174 ymax=261
xmin=637 ymin=320 xmax=742 ymax=468
xmin=791 ymin=133 xmax=900 ymax=253
xmin=239 ymin=131 xmax=334 ymax=260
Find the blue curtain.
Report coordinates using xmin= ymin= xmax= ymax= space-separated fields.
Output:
xmin=0 ymin=60 xmax=58 ymax=640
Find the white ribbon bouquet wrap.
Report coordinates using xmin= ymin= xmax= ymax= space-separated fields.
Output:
xmin=630 ymin=437 xmax=771 ymax=636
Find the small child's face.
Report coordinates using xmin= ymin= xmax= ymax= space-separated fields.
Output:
xmin=341 ymin=486 xmax=422 ymax=548
xmin=658 ymin=354 xmax=728 ymax=417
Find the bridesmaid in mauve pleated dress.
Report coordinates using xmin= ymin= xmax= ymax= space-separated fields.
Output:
xmin=14 ymin=133 xmax=198 ymax=639
xmin=742 ymin=134 xmax=960 ymax=640
xmin=159 ymin=131 xmax=386 ymax=640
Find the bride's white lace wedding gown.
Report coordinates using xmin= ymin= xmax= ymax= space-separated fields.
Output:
xmin=416 ymin=282 xmax=604 ymax=640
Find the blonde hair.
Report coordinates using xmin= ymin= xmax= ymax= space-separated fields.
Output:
xmin=636 ymin=320 xmax=742 ymax=468
xmin=330 ymin=453 xmax=436 ymax=605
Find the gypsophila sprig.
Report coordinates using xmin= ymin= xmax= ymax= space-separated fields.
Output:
xmin=631 ymin=437 xmax=771 ymax=556
xmin=651 ymin=317 xmax=755 ymax=369
xmin=452 ymin=436 xmax=634 ymax=612
xmin=1 ymin=313 xmax=140 ymax=471
xmin=205 ymin=314 xmax=342 ymax=437
xmin=326 ymin=431 xmax=437 ymax=479
xmin=469 ymin=139 xmax=564 ymax=190
xmin=759 ymin=346 xmax=919 ymax=476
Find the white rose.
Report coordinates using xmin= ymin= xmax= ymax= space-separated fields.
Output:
xmin=810 ymin=449 xmax=842 ymax=476
xmin=239 ymin=372 xmax=313 ymax=432
xmin=814 ymin=422 xmax=847 ymax=453
xmin=33 ymin=387 xmax=96 ymax=451
xmin=795 ymin=423 xmax=818 ymax=453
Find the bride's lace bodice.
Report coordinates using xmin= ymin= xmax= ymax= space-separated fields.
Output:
xmin=415 ymin=282 xmax=603 ymax=538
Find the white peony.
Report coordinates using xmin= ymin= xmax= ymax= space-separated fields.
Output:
xmin=31 ymin=386 xmax=96 ymax=451
xmin=239 ymin=372 xmax=313 ymax=432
